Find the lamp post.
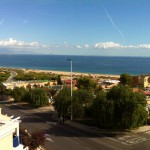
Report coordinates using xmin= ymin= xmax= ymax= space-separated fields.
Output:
xmin=67 ymin=59 xmax=73 ymax=120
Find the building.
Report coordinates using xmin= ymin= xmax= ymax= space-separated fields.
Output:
xmin=3 ymin=81 xmax=56 ymax=90
xmin=138 ymin=75 xmax=150 ymax=87
xmin=98 ymin=79 xmax=120 ymax=90
xmin=0 ymin=108 xmax=26 ymax=150
xmin=133 ymin=75 xmax=150 ymax=88
xmin=63 ymin=79 xmax=77 ymax=90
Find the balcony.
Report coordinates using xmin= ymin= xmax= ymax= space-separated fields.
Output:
xmin=13 ymin=135 xmax=24 ymax=150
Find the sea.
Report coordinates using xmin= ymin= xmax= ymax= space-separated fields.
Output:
xmin=0 ymin=54 xmax=150 ymax=75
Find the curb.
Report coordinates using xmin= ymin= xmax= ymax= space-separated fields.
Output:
xmin=65 ymin=120 xmax=129 ymax=136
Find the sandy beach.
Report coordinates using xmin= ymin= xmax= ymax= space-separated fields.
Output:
xmin=24 ymin=68 xmax=120 ymax=79
xmin=1 ymin=67 xmax=120 ymax=79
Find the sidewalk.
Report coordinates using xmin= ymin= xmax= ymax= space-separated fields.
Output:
xmin=0 ymin=99 xmax=14 ymax=103
xmin=131 ymin=125 xmax=150 ymax=133
xmin=65 ymin=120 xmax=150 ymax=136
xmin=65 ymin=120 xmax=129 ymax=136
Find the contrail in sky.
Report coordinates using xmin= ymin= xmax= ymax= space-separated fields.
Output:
xmin=103 ymin=7 xmax=125 ymax=42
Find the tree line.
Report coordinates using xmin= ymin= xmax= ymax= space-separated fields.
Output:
xmin=11 ymin=87 xmax=49 ymax=107
xmin=53 ymin=76 xmax=148 ymax=129
xmin=0 ymin=74 xmax=148 ymax=129
xmin=14 ymin=70 xmax=58 ymax=81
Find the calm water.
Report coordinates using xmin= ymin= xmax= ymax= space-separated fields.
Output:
xmin=0 ymin=55 xmax=150 ymax=75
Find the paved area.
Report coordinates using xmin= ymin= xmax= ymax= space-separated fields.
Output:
xmin=37 ymin=104 xmax=150 ymax=148
xmin=23 ymin=102 xmax=150 ymax=148
xmin=15 ymin=101 xmax=150 ymax=135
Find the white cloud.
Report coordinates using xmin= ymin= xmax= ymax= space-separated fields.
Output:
xmin=76 ymin=45 xmax=82 ymax=49
xmin=94 ymin=42 xmax=122 ymax=49
xmin=2 ymin=38 xmax=150 ymax=53
xmin=83 ymin=44 xmax=90 ymax=48
xmin=94 ymin=42 xmax=150 ymax=49
xmin=63 ymin=42 xmax=70 ymax=48
xmin=75 ymin=44 xmax=90 ymax=49
xmin=0 ymin=38 xmax=47 ymax=48
xmin=138 ymin=44 xmax=150 ymax=49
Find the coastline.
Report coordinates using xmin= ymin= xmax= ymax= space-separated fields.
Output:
xmin=1 ymin=66 xmax=120 ymax=78
xmin=24 ymin=68 xmax=120 ymax=78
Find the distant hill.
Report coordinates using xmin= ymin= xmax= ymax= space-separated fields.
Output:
xmin=0 ymin=48 xmax=36 ymax=54
xmin=0 ymin=48 xmax=14 ymax=54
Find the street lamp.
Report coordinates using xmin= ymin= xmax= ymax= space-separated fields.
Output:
xmin=67 ymin=59 xmax=73 ymax=120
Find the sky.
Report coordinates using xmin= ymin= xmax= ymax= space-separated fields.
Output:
xmin=0 ymin=0 xmax=150 ymax=56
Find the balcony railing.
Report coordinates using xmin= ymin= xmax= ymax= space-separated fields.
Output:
xmin=13 ymin=135 xmax=22 ymax=148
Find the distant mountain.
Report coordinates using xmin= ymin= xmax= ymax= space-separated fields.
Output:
xmin=0 ymin=47 xmax=36 ymax=54
xmin=0 ymin=48 xmax=14 ymax=54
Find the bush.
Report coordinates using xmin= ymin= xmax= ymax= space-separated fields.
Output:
xmin=20 ymin=128 xmax=45 ymax=149
xmin=25 ymin=88 xmax=49 ymax=107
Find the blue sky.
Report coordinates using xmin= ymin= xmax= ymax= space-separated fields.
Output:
xmin=0 ymin=0 xmax=150 ymax=56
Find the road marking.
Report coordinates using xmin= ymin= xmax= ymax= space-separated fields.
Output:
xmin=118 ymin=135 xmax=131 ymax=140
xmin=46 ymin=121 xmax=57 ymax=126
xmin=33 ymin=109 xmax=41 ymax=112
xmin=19 ymin=109 xmax=29 ymax=114
xmin=65 ymin=137 xmax=79 ymax=145
xmin=121 ymin=142 xmax=128 ymax=145
xmin=126 ymin=137 xmax=147 ymax=144
xmin=105 ymin=137 xmax=119 ymax=142
xmin=38 ymin=124 xmax=47 ymax=128
xmin=44 ymin=134 xmax=54 ymax=142
xmin=44 ymin=134 xmax=50 ymax=137
xmin=90 ymin=138 xmax=123 ymax=150
xmin=98 ymin=133 xmax=120 ymax=143
xmin=12 ymin=103 xmax=18 ymax=105
xmin=145 ymin=130 xmax=150 ymax=134
xmin=46 ymin=137 xmax=54 ymax=142
xmin=121 ymin=137 xmax=150 ymax=145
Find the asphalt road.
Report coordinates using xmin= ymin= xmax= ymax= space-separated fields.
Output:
xmin=1 ymin=103 xmax=150 ymax=150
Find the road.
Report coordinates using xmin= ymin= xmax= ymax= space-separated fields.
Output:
xmin=1 ymin=103 xmax=150 ymax=150
xmin=6 ymin=70 xmax=17 ymax=82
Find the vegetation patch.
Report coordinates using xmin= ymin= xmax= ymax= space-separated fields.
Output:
xmin=14 ymin=70 xmax=57 ymax=81
xmin=0 ymin=69 xmax=10 ymax=82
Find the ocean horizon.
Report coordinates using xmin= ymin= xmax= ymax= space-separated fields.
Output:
xmin=0 ymin=54 xmax=150 ymax=75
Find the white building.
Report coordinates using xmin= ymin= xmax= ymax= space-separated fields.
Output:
xmin=0 ymin=108 xmax=27 ymax=150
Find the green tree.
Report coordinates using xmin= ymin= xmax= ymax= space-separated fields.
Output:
xmin=0 ymin=83 xmax=7 ymax=101
xmin=72 ymin=89 xmax=94 ymax=118
xmin=12 ymin=86 xmax=26 ymax=102
xmin=26 ymin=88 xmax=49 ymax=107
xmin=107 ymin=85 xmax=147 ymax=128
xmin=76 ymin=77 xmax=97 ymax=90
xmin=49 ymin=88 xmax=57 ymax=97
xmin=92 ymin=91 xmax=114 ymax=128
xmin=120 ymin=73 xmax=133 ymax=86
xmin=53 ymin=87 xmax=71 ymax=117
xmin=57 ymin=75 xmax=63 ymax=85
xmin=0 ymin=70 xmax=10 ymax=82
xmin=92 ymin=86 xmax=147 ymax=129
